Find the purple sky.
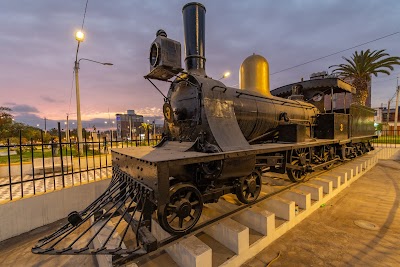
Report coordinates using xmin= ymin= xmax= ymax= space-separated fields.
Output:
xmin=1 ymin=0 xmax=399 ymax=130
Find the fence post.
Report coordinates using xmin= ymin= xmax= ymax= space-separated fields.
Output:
xmin=19 ymin=130 xmax=23 ymax=198
xmin=7 ymin=139 xmax=12 ymax=200
xmin=58 ymin=122 xmax=65 ymax=187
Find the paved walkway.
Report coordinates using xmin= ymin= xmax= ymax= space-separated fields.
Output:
xmin=244 ymin=154 xmax=400 ymax=266
xmin=0 ymin=167 xmax=112 ymax=202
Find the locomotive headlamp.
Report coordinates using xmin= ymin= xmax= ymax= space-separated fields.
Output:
xmin=150 ymin=42 xmax=160 ymax=67
xmin=145 ymin=30 xmax=183 ymax=81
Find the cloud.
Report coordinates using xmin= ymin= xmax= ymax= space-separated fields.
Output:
xmin=135 ymin=107 xmax=163 ymax=117
xmin=41 ymin=96 xmax=60 ymax=103
xmin=1 ymin=0 xmax=399 ymax=119
xmin=9 ymin=104 xmax=39 ymax=113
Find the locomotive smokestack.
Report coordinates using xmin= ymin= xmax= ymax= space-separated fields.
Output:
xmin=182 ymin=2 xmax=206 ymax=75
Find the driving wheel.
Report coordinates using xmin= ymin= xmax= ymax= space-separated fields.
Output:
xmin=287 ymin=148 xmax=309 ymax=182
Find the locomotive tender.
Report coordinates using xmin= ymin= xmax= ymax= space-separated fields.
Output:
xmin=32 ymin=2 xmax=375 ymax=262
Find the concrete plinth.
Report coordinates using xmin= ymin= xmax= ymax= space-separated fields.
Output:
xmin=280 ymin=189 xmax=311 ymax=210
xmin=258 ymin=196 xmax=295 ymax=221
xmin=319 ymin=174 xmax=341 ymax=189
xmin=200 ymin=213 xmax=249 ymax=255
xmin=308 ymin=178 xmax=333 ymax=194
xmin=296 ymin=184 xmax=323 ymax=201
xmin=151 ymin=220 xmax=212 ymax=267
xmin=216 ymin=200 xmax=275 ymax=236
xmin=232 ymin=206 xmax=275 ymax=236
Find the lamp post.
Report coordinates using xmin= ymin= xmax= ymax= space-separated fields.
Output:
xmin=74 ymin=30 xmax=113 ymax=152
xmin=394 ymin=77 xmax=399 ymax=136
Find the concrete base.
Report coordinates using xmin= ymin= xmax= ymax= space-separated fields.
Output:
xmin=220 ymin=148 xmax=399 ymax=267
xmin=308 ymin=178 xmax=333 ymax=194
xmin=151 ymin=220 xmax=212 ymax=267
xmin=200 ymin=212 xmax=249 ymax=255
xmin=280 ymin=189 xmax=311 ymax=210
xmin=0 ymin=178 xmax=110 ymax=242
xmin=296 ymin=184 xmax=323 ymax=201
xmin=258 ymin=196 xmax=295 ymax=221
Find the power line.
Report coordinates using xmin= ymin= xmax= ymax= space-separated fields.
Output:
xmin=68 ymin=70 xmax=75 ymax=114
xmin=81 ymin=0 xmax=89 ymax=30
xmin=271 ymin=31 xmax=400 ymax=75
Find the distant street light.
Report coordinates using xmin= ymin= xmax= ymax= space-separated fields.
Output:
xmin=75 ymin=30 xmax=85 ymax=42
xmin=218 ymin=71 xmax=231 ymax=80
xmin=74 ymin=30 xmax=113 ymax=153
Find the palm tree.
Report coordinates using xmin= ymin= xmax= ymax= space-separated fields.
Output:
xmin=141 ymin=122 xmax=153 ymax=144
xmin=330 ymin=49 xmax=400 ymax=106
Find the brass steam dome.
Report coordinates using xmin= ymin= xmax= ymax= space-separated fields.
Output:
xmin=239 ymin=53 xmax=270 ymax=96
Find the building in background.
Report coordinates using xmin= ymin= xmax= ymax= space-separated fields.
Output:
xmin=374 ymin=106 xmax=400 ymax=131
xmin=321 ymin=73 xmax=371 ymax=110
xmin=116 ymin=110 xmax=144 ymax=139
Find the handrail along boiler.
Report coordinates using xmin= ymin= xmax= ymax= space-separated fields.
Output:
xmin=32 ymin=2 xmax=376 ymax=263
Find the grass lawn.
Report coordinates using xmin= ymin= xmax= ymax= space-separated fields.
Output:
xmin=0 ymin=147 xmax=102 ymax=164
xmin=374 ymin=136 xmax=400 ymax=144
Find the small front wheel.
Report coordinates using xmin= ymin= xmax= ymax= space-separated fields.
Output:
xmin=157 ymin=183 xmax=203 ymax=235
xmin=236 ymin=171 xmax=262 ymax=204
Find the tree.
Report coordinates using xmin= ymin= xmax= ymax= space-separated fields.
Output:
xmin=330 ymin=49 xmax=400 ymax=106
xmin=0 ymin=107 xmax=13 ymax=139
xmin=141 ymin=122 xmax=152 ymax=144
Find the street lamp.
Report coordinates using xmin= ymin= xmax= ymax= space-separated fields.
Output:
xmin=74 ymin=30 xmax=113 ymax=153
xmin=218 ymin=71 xmax=230 ymax=80
xmin=394 ymin=77 xmax=400 ymax=135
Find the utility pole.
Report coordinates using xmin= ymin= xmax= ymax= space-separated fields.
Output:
xmin=44 ymin=117 xmax=47 ymax=133
xmin=66 ymin=114 xmax=70 ymax=141
xmin=394 ymin=78 xmax=399 ymax=136
xmin=153 ymin=120 xmax=156 ymax=138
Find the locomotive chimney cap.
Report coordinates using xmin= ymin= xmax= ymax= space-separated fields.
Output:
xmin=156 ymin=29 xmax=167 ymax=37
xmin=182 ymin=2 xmax=206 ymax=12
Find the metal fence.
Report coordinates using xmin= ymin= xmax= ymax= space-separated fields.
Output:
xmin=371 ymin=130 xmax=400 ymax=148
xmin=0 ymin=128 xmax=160 ymax=201
xmin=1 ymin=128 xmax=397 ymax=202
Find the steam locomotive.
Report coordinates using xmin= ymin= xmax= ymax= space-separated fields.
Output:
xmin=135 ymin=2 xmax=374 ymax=233
xmin=33 ymin=2 xmax=375 ymax=261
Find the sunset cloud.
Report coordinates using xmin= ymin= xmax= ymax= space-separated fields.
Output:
xmin=1 ymin=0 xmax=399 ymax=129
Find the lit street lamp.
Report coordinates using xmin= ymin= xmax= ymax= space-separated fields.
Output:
xmin=74 ymin=30 xmax=113 ymax=152
xmin=218 ymin=71 xmax=231 ymax=80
